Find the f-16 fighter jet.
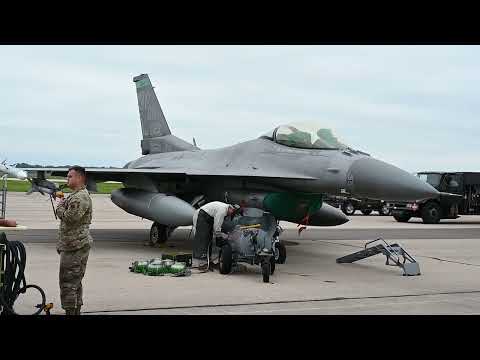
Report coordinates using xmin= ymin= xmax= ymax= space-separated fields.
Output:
xmin=0 ymin=160 xmax=28 ymax=180
xmin=24 ymin=74 xmax=438 ymax=244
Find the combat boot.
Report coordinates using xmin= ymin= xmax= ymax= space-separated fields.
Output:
xmin=191 ymin=258 xmax=209 ymax=273
xmin=75 ymin=306 xmax=82 ymax=315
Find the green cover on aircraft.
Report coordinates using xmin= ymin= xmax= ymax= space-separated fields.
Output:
xmin=263 ymin=193 xmax=323 ymax=222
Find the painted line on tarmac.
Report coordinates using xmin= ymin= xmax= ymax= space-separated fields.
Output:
xmin=84 ymin=289 xmax=480 ymax=314
xmin=419 ymin=256 xmax=480 ymax=267
xmin=220 ymin=295 xmax=480 ymax=315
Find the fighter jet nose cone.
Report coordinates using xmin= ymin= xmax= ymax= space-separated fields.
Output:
xmin=347 ymin=158 xmax=439 ymax=202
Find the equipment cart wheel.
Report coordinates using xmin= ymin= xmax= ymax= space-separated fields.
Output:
xmin=274 ymin=241 xmax=287 ymax=264
xmin=219 ymin=244 xmax=233 ymax=274
xmin=270 ymin=256 xmax=276 ymax=275
xmin=261 ymin=262 xmax=270 ymax=283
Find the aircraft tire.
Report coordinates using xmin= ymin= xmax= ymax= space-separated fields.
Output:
xmin=219 ymin=244 xmax=232 ymax=274
xmin=262 ymin=262 xmax=270 ymax=283
xmin=421 ymin=202 xmax=442 ymax=224
xmin=149 ymin=222 xmax=168 ymax=245
xmin=361 ymin=209 xmax=372 ymax=216
xmin=275 ymin=241 xmax=287 ymax=264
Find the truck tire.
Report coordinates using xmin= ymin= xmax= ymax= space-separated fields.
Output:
xmin=341 ymin=201 xmax=356 ymax=215
xmin=421 ymin=202 xmax=442 ymax=224
xmin=379 ymin=204 xmax=391 ymax=216
xmin=393 ymin=212 xmax=411 ymax=223
xmin=361 ymin=209 xmax=372 ymax=216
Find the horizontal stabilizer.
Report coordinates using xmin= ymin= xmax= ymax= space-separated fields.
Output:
xmin=141 ymin=135 xmax=198 ymax=155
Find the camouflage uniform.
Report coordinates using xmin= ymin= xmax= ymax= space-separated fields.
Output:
xmin=56 ymin=185 xmax=93 ymax=314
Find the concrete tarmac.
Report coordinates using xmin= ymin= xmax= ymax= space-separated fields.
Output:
xmin=2 ymin=192 xmax=480 ymax=315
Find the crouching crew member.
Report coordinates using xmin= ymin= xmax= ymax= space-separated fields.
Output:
xmin=192 ymin=201 xmax=240 ymax=270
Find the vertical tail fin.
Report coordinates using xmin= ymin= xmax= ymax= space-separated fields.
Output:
xmin=133 ymin=74 xmax=198 ymax=154
xmin=134 ymin=74 xmax=171 ymax=139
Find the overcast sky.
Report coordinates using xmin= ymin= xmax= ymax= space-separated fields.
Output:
xmin=1 ymin=45 xmax=478 ymax=173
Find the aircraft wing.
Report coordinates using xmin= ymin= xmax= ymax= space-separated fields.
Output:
xmin=22 ymin=167 xmax=317 ymax=182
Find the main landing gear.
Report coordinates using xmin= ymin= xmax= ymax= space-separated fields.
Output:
xmin=147 ymin=222 xmax=175 ymax=246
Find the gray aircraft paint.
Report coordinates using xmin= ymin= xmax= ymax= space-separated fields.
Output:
xmin=24 ymin=74 xmax=439 ymax=229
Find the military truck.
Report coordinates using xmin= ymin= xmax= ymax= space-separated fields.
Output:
xmin=389 ymin=172 xmax=480 ymax=224
xmin=325 ymin=195 xmax=391 ymax=216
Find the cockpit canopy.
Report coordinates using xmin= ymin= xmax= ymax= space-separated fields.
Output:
xmin=260 ymin=123 xmax=348 ymax=150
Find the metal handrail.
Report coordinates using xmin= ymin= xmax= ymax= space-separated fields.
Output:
xmin=337 ymin=237 xmax=420 ymax=276
xmin=393 ymin=245 xmax=417 ymax=264
xmin=364 ymin=237 xmax=402 ymax=265
xmin=364 ymin=237 xmax=396 ymax=252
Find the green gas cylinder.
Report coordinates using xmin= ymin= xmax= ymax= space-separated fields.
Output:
xmin=170 ymin=262 xmax=186 ymax=274
xmin=146 ymin=262 xmax=167 ymax=276
xmin=133 ymin=261 xmax=150 ymax=274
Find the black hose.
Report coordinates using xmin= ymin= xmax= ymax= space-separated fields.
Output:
xmin=0 ymin=232 xmax=46 ymax=316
